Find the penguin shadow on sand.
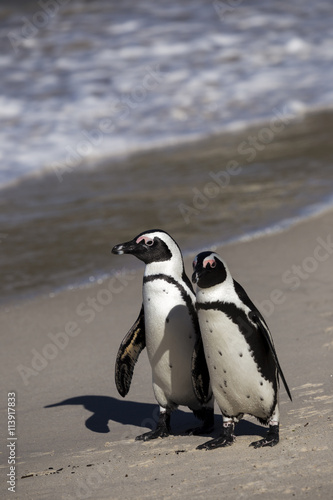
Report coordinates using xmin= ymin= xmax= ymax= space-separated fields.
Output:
xmin=44 ymin=396 xmax=201 ymax=435
xmin=44 ymin=397 xmax=266 ymax=440
xmin=45 ymin=396 xmax=158 ymax=434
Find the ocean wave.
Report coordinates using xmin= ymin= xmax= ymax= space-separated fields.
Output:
xmin=1 ymin=0 xmax=333 ymax=187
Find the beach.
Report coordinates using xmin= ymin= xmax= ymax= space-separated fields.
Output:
xmin=2 ymin=206 xmax=333 ymax=500
xmin=1 ymin=2 xmax=333 ymax=498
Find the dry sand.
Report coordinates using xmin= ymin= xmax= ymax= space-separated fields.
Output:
xmin=1 ymin=209 xmax=333 ymax=499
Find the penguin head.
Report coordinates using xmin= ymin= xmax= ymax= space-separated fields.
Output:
xmin=112 ymin=229 xmax=181 ymax=266
xmin=192 ymin=251 xmax=228 ymax=289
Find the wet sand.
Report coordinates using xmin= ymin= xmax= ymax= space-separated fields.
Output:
xmin=1 ymin=207 xmax=333 ymax=499
xmin=2 ymin=108 xmax=333 ymax=305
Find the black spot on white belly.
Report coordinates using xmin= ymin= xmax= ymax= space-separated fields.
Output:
xmin=247 ymin=395 xmax=250 ymax=398
xmin=218 ymin=350 xmax=222 ymax=356
xmin=260 ymin=381 xmax=263 ymax=386
xmin=239 ymin=353 xmax=243 ymax=357
xmin=223 ymin=369 xmax=226 ymax=374
xmin=214 ymin=365 xmax=216 ymax=370
xmin=224 ymin=380 xmax=227 ymax=387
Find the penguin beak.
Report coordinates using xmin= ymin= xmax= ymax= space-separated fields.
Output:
xmin=112 ymin=239 xmax=137 ymax=255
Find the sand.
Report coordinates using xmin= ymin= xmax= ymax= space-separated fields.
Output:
xmin=1 ymin=208 xmax=333 ymax=500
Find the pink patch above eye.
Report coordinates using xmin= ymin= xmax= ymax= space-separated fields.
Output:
xmin=136 ymin=235 xmax=153 ymax=245
xmin=203 ymin=258 xmax=216 ymax=268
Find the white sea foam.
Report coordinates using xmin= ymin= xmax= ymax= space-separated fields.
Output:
xmin=1 ymin=0 xmax=333 ymax=188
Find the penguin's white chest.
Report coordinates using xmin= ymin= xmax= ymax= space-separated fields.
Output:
xmin=198 ymin=308 xmax=274 ymax=419
xmin=142 ymin=278 xmax=197 ymax=407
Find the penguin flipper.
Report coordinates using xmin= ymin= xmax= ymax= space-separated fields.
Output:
xmin=251 ymin=312 xmax=292 ymax=402
xmin=234 ymin=280 xmax=292 ymax=401
xmin=115 ymin=305 xmax=146 ymax=398
xmin=191 ymin=337 xmax=212 ymax=404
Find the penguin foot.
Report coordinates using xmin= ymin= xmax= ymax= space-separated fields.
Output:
xmin=135 ymin=427 xmax=170 ymax=441
xmin=250 ymin=424 xmax=279 ymax=448
xmin=135 ymin=410 xmax=171 ymax=442
xmin=196 ymin=434 xmax=235 ymax=450
xmin=196 ymin=424 xmax=235 ymax=450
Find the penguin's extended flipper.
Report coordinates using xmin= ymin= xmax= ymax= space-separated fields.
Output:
xmin=191 ymin=336 xmax=212 ymax=405
xmin=250 ymin=312 xmax=292 ymax=402
xmin=115 ymin=305 xmax=146 ymax=397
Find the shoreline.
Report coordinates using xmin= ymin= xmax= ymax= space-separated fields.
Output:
xmin=2 ymin=206 xmax=333 ymax=499
xmin=3 ymin=194 xmax=333 ymax=310
xmin=2 ymin=104 xmax=333 ymax=193
xmin=2 ymin=107 xmax=333 ymax=305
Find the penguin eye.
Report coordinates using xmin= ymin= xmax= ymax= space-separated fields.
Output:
xmin=146 ymin=239 xmax=154 ymax=246
xmin=210 ymin=260 xmax=216 ymax=268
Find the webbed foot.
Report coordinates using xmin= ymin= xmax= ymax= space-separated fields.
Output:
xmin=135 ymin=409 xmax=171 ymax=441
xmin=197 ymin=422 xmax=235 ymax=450
xmin=250 ymin=424 xmax=279 ymax=448
xmin=135 ymin=427 xmax=170 ymax=441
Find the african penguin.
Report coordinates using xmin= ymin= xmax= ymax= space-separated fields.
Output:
xmin=192 ymin=251 xmax=292 ymax=449
xmin=112 ymin=229 xmax=213 ymax=441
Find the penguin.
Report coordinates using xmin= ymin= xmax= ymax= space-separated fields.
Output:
xmin=192 ymin=251 xmax=292 ymax=449
xmin=112 ymin=229 xmax=213 ymax=441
